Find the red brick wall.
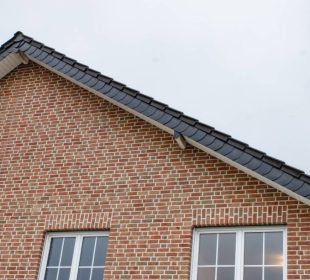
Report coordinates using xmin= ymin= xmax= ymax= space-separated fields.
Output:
xmin=0 ymin=62 xmax=309 ymax=279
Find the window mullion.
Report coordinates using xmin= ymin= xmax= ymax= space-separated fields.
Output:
xmin=215 ymin=234 xmax=219 ymax=280
xmin=55 ymin=238 xmax=65 ymax=280
xmin=69 ymin=235 xmax=83 ymax=280
xmin=236 ymin=230 xmax=243 ymax=280
xmin=262 ymin=232 xmax=265 ymax=280
xmin=89 ymin=237 xmax=98 ymax=280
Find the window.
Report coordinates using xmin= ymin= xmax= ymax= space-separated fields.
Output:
xmin=191 ymin=227 xmax=286 ymax=280
xmin=38 ymin=232 xmax=109 ymax=280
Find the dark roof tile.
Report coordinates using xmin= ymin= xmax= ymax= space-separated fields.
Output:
xmin=236 ymin=153 xmax=253 ymax=165
xmin=42 ymin=54 xmax=56 ymax=64
xmin=19 ymin=42 xmax=31 ymax=52
xmin=227 ymin=138 xmax=248 ymax=150
xmin=135 ymin=102 xmax=150 ymax=114
xmin=110 ymin=81 xmax=125 ymax=90
xmin=41 ymin=46 xmax=54 ymax=53
xmin=52 ymin=51 xmax=64 ymax=59
xmin=299 ymin=174 xmax=310 ymax=184
xmin=150 ymin=100 xmax=167 ymax=110
xmin=71 ymin=70 xmax=85 ymax=81
xmin=183 ymin=126 xmax=199 ymax=138
xmin=106 ymin=88 xmax=121 ymax=99
xmin=79 ymin=74 xmax=92 ymax=84
xmin=262 ymin=156 xmax=284 ymax=169
xmin=118 ymin=95 xmax=134 ymax=106
xmin=31 ymin=40 xmax=43 ymax=48
xmin=25 ymin=45 xmax=37 ymax=55
xmin=255 ymin=163 xmax=273 ymax=176
xmin=31 ymin=49 xmax=43 ymax=58
xmin=198 ymin=135 xmax=216 ymax=146
xmin=191 ymin=130 xmax=207 ymax=142
xmin=180 ymin=115 xmax=198 ymax=126
xmin=217 ymin=144 xmax=234 ymax=156
xmin=226 ymin=149 xmax=243 ymax=161
xmin=165 ymin=108 xmax=183 ymax=118
xmin=211 ymin=130 xmax=231 ymax=142
xmin=235 ymin=153 xmax=253 ymax=165
xmin=66 ymin=67 xmax=79 ymax=77
xmin=60 ymin=65 xmax=73 ymax=75
xmin=165 ymin=118 xmax=181 ymax=129
xmin=142 ymin=106 xmax=157 ymax=117
xmin=295 ymin=183 xmax=310 ymax=197
xmin=174 ymin=122 xmax=190 ymax=133
xmin=245 ymin=147 xmax=266 ymax=159
xmin=98 ymin=74 xmax=112 ymax=83
xmin=98 ymin=84 xmax=112 ymax=94
xmin=74 ymin=63 xmax=88 ymax=71
xmin=281 ymin=165 xmax=304 ymax=178
xmin=47 ymin=58 xmax=60 ymax=68
xmin=264 ymin=168 xmax=283 ymax=181
xmin=86 ymin=69 xmax=100 ymax=77
xmin=54 ymin=61 xmax=67 ymax=71
xmin=123 ymin=87 xmax=139 ymax=97
xmin=136 ymin=93 xmax=153 ymax=103
xmin=276 ymin=175 xmax=293 ymax=189
xmin=86 ymin=77 xmax=99 ymax=88
xmin=36 ymin=51 xmax=49 ymax=61
xmin=285 ymin=178 xmax=304 ymax=192
xmin=244 ymin=158 xmax=263 ymax=171
xmin=157 ymin=114 xmax=173 ymax=125
xmin=62 ymin=57 xmax=76 ymax=65
xmin=208 ymin=139 xmax=225 ymax=151
xmin=195 ymin=123 xmax=214 ymax=133
xmin=92 ymin=80 xmax=106 ymax=91
xmin=113 ymin=91 xmax=127 ymax=102
xmin=126 ymin=99 xmax=141 ymax=110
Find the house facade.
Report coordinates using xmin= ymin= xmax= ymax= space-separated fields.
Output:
xmin=0 ymin=32 xmax=309 ymax=280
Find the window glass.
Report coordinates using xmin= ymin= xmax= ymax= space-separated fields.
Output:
xmin=198 ymin=233 xmax=217 ymax=265
xmin=218 ymin=233 xmax=236 ymax=265
xmin=244 ymin=233 xmax=263 ymax=265
xmin=265 ymin=232 xmax=283 ymax=265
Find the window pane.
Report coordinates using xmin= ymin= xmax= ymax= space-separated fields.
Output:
xmin=244 ymin=233 xmax=263 ymax=265
xmin=60 ymin=237 xmax=75 ymax=266
xmin=47 ymin=238 xmax=63 ymax=266
xmin=77 ymin=268 xmax=91 ymax=280
xmin=79 ymin=237 xmax=96 ymax=266
xmin=93 ymin=236 xmax=108 ymax=266
xmin=44 ymin=268 xmax=58 ymax=280
xmin=198 ymin=233 xmax=217 ymax=265
xmin=218 ymin=233 xmax=236 ymax=265
xmin=265 ymin=232 xmax=283 ymax=265
xmin=91 ymin=268 xmax=104 ymax=280
xmin=265 ymin=267 xmax=283 ymax=280
xmin=217 ymin=267 xmax=234 ymax=280
xmin=197 ymin=267 xmax=215 ymax=280
xmin=58 ymin=268 xmax=71 ymax=280
xmin=243 ymin=267 xmax=262 ymax=280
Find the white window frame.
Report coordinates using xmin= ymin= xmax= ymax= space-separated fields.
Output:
xmin=38 ymin=231 xmax=109 ymax=280
xmin=190 ymin=226 xmax=287 ymax=280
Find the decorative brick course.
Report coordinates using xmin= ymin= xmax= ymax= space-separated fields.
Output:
xmin=0 ymin=62 xmax=309 ymax=279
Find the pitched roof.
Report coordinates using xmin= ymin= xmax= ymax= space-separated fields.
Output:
xmin=1 ymin=31 xmax=310 ymax=205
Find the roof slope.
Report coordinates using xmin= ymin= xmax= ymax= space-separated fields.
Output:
xmin=1 ymin=31 xmax=310 ymax=205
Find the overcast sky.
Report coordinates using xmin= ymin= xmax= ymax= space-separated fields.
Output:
xmin=1 ymin=0 xmax=309 ymax=173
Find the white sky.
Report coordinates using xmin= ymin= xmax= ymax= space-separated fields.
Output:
xmin=1 ymin=0 xmax=309 ymax=173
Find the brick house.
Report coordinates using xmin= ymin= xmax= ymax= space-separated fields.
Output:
xmin=0 ymin=31 xmax=309 ymax=280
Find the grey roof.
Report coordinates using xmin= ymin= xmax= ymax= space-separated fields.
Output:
xmin=1 ymin=31 xmax=310 ymax=202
